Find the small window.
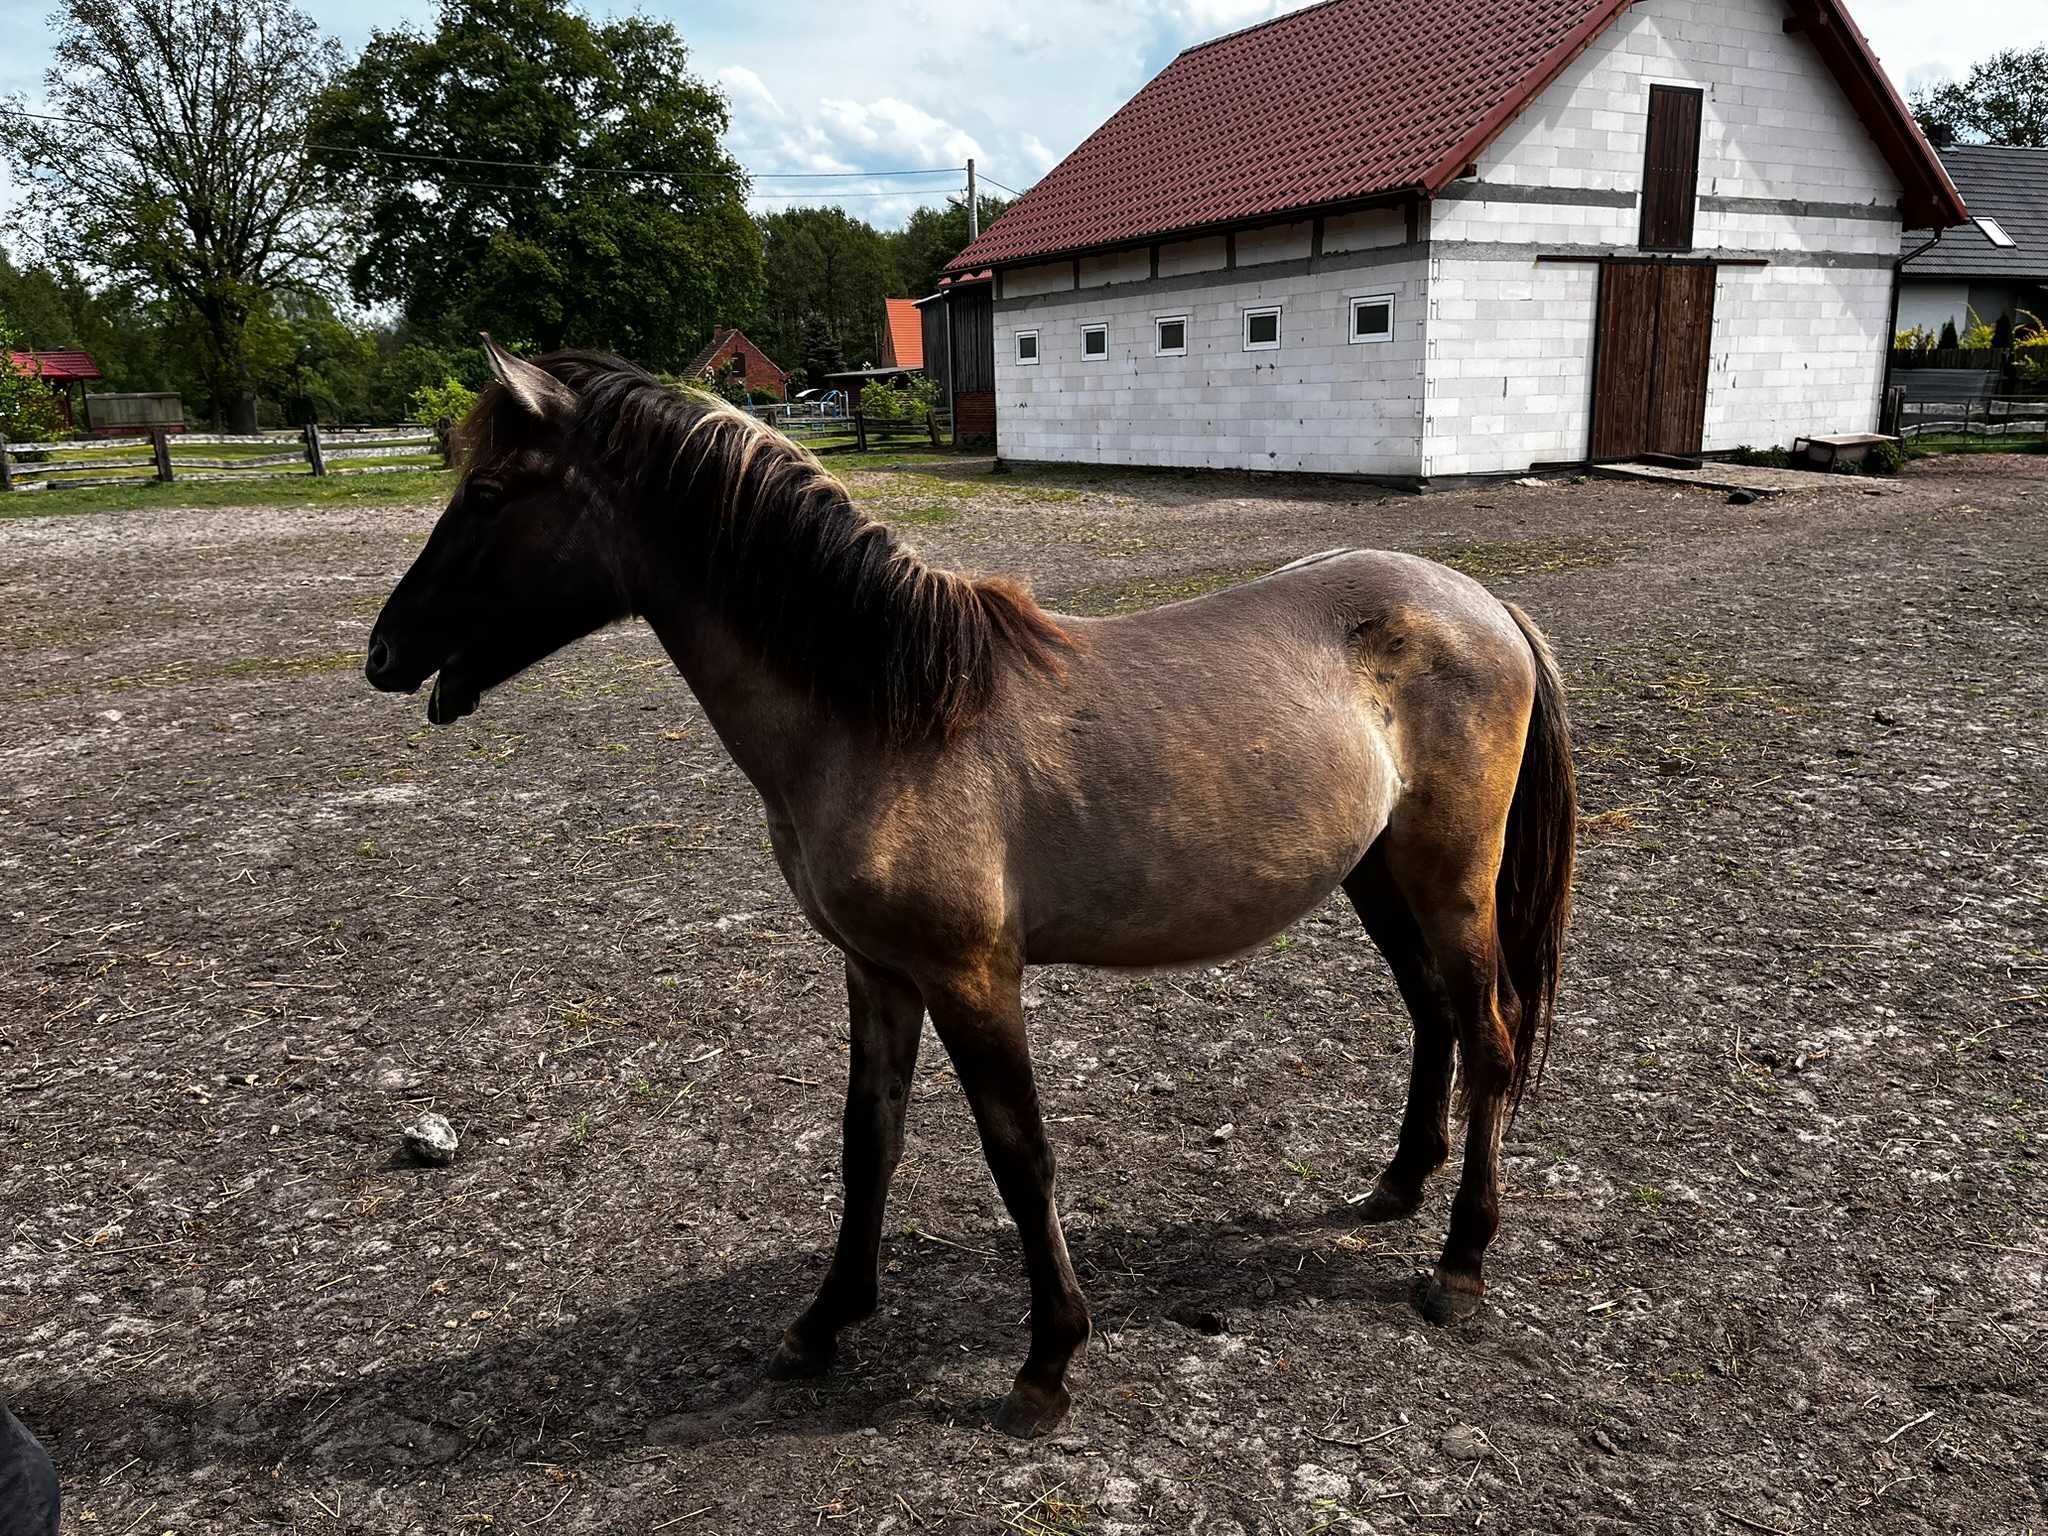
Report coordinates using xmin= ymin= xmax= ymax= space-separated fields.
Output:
xmin=1081 ymin=323 xmax=1108 ymax=360
xmin=1976 ymin=216 xmax=2017 ymax=249
xmin=1015 ymin=330 xmax=1039 ymax=365
xmin=1349 ymin=295 xmax=1395 ymax=344
xmin=1243 ymin=306 xmax=1281 ymax=351
xmin=1155 ymin=315 xmax=1188 ymax=356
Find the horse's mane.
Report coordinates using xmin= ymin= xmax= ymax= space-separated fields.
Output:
xmin=459 ymin=350 xmax=1068 ymax=742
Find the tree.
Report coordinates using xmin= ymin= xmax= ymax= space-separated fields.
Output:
xmin=0 ymin=0 xmax=347 ymax=430
xmin=752 ymin=207 xmax=902 ymax=374
xmin=1912 ymin=47 xmax=2048 ymax=148
xmin=311 ymin=0 xmax=760 ymax=370
xmin=0 ymin=314 xmax=65 ymax=443
xmin=798 ymin=313 xmax=843 ymax=387
xmin=888 ymin=195 xmax=1011 ymax=301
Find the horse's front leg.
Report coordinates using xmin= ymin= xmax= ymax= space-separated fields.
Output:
xmin=923 ymin=959 xmax=1091 ymax=1438
xmin=768 ymin=955 xmax=923 ymax=1378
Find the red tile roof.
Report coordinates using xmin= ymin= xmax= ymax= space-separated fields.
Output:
xmin=882 ymin=298 xmax=924 ymax=369
xmin=949 ymin=0 xmax=1964 ymax=271
xmin=8 ymin=349 xmax=102 ymax=383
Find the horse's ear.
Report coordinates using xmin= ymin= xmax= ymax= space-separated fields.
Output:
xmin=480 ymin=334 xmax=574 ymax=420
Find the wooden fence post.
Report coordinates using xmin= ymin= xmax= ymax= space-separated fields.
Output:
xmin=435 ymin=417 xmax=453 ymax=469
xmin=1879 ymin=386 xmax=1904 ymax=438
xmin=151 ymin=428 xmax=174 ymax=483
xmin=855 ymin=413 xmax=868 ymax=453
xmin=926 ymin=410 xmax=939 ymax=447
xmin=0 ymin=435 xmax=12 ymax=494
xmin=304 ymin=422 xmax=327 ymax=476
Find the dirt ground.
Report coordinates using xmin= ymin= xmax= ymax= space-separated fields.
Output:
xmin=3 ymin=452 xmax=2044 ymax=1536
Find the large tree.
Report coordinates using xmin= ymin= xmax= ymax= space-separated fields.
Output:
xmin=750 ymin=206 xmax=902 ymax=376
xmin=0 ymin=0 xmax=347 ymax=430
xmin=888 ymin=195 xmax=1012 ymax=302
xmin=1912 ymin=47 xmax=2048 ymax=148
xmin=311 ymin=0 xmax=760 ymax=369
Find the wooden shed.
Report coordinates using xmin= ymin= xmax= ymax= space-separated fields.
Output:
xmin=916 ymin=272 xmax=996 ymax=447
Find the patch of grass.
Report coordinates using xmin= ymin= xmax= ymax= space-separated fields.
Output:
xmin=884 ymin=501 xmax=960 ymax=528
xmin=24 ymin=649 xmax=366 ymax=701
xmin=1281 ymin=1157 xmax=1321 ymax=1182
xmin=1633 ymin=1185 xmax=1665 ymax=1208
xmin=1580 ymin=807 xmax=1642 ymax=837
xmin=1061 ymin=564 xmax=1274 ymax=616
xmin=1904 ymin=435 xmax=2048 ymax=460
xmin=568 ymin=1110 xmax=593 ymax=1149
xmin=2 ymin=468 xmax=455 ymax=519
xmin=1413 ymin=536 xmax=1627 ymax=583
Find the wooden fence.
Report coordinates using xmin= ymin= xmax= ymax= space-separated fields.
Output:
xmin=1891 ymin=392 xmax=2048 ymax=444
xmin=0 ymin=422 xmax=451 ymax=493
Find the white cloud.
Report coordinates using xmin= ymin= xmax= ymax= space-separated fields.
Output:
xmin=716 ymin=64 xmax=784 ymax=123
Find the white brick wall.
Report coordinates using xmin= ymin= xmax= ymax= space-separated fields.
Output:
xmin=996 ymin=255 xmax=1428 ymax=476
xmin=1426 ymin=0 xmax=1906 ymax=474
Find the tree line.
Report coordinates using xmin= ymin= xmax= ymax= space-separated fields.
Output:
xmin=0 ymin=0 xmax=1006 ymax=436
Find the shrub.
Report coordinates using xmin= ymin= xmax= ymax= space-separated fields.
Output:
xmin=409 ymin=376 xmax=480 ymax=425
xmin=0 ymin=317 xmax=64 ymax=444
xmin=1728 ymin=444 xmax=1791 ymax=469
xmin=1866 ymin=439 xmax=1904 ymax=476
xmin=859 ymin=376 xmax=938 ymax=420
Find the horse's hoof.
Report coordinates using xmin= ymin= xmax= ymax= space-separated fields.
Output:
xmin=993 ymin=1382 xmax=1072 ymax=1439
xmin=1350 ymin=1180 xmax=1424 ymax=1225
xmin=1416 ymin=1270 xmax=1485 ymax=1326
xmin=765 ymin=1331 xmax=834 ymax=1381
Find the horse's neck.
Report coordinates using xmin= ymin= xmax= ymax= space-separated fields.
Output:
xmin=640 ymin=603 xmax=838 ymax=812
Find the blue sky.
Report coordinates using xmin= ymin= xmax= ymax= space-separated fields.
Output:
xmin=4 ymin=0 xmax=2047 ymax=229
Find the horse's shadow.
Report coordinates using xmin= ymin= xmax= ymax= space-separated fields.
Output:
xmin=34 ymin=1201 xmax=1426 ymax=1477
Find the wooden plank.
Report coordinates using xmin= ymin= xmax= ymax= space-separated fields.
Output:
xmin=1588 ymin=261 xmax=1658 ymax=460
xmin=167 ymin=432 xmax=306 ymax=447
xmin=1648 ymin=263 xmax=1716 ymax=457
xmin=162 ymin=454 xmax=308 ymax=470
xmin=6 ymin=456 xmax=158 ymax=475
xmin=319 ymin=446 xmax=441 ymax=463
xmin=16 ymin=434 xmax=155 ymax=453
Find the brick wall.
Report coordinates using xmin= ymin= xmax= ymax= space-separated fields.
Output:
xmin=993 ymin=228 xmax=1428 ymax=476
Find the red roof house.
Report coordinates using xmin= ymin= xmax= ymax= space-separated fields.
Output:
xmin=880 ymin=299 xmax=924 ymax=370
xmin=683 ymin=328 xmax=789 ymax=401
xmin=945 ymin=0 xmax=1968 ymax=480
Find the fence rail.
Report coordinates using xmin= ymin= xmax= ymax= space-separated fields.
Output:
xmin=0 ymin=422 xmax=452 ymax=492
xmin=1894 ymin=393 xmax=2048 ymax=443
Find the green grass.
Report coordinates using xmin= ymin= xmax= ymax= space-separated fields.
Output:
xmin=1903 ymin=435 xmax=2048 ymax=460
xmin=3 ymin=467 xmax=456 ymax=519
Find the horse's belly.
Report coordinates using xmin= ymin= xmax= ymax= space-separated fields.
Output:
xmin=1019 ymin=814 xmax=1383 ymax=968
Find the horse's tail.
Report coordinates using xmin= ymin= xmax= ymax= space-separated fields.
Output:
xmin=1497 ymin=602 xmax=1577 ymax=1113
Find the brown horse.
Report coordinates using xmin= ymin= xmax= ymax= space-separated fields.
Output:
xmin=365 ymin=339 xmax=1577 ymax=1439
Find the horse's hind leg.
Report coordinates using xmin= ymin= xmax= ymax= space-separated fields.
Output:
xmin=769 ymin=955 xmax=923 ymax=1378
xmin=1343 ymin=853 xmax=1456 ymax=1223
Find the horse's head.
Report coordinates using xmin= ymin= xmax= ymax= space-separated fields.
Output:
xmin=365 ymin=337 xmax=631 ymax=724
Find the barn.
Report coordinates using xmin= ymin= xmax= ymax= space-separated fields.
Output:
xmin=945 ymin=0 xmax=1968 ymax=481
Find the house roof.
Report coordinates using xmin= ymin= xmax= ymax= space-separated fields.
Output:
xmin=682 ymin=327 xmax=785 ymax=380
xmin=883 ymin=298 xmax=924 ymax=369
xmin=1904 ymin=145 xmax=2048 ymax=281
xmin=948 ymin=0 xmax=1965 ymax=272
xmin=8 ymin=349 xmax=102 ymax=383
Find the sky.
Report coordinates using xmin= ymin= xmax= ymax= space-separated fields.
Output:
xmin=3 ymin=0 xmax=2047 ymax=231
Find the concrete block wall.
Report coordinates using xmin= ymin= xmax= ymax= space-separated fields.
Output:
xmin=994 ymin=245 xmax=1429 ymax=475
xmin=1704 ymin=264 xmax=1893 ymax=451
xmin=1423 ymin=253 xmax=1601 ymax=477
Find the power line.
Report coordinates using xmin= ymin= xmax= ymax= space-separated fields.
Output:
xmin=979 ymin=174 xmax=1030 ymax=198
xmin=0 ymin=105 xmax=967 ymax=185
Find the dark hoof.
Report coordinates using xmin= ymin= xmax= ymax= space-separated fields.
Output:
xmin=765 ymin=1330 xmax=834 ymax=1381
xmin=1416 ymin=1270 xmax=1485 ymax=1326
xmin=1350 ymin=1179 xmax=1425 ymax=1225
xmin=993 ymin=1382 xmax=1072 ymax=1439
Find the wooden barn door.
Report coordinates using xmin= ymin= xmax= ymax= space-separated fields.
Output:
xmin=1589 ymin=260 xmax=1717 ymax=461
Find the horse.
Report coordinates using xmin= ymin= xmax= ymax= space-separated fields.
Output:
xmin=364 ymin=338 xmax=1577 ymax=1439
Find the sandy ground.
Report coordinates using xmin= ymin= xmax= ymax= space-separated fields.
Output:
xmin=2 ymin=453 xmax=2044 ymax=1535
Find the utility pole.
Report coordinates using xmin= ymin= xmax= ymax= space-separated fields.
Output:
xmin=967 ymin=158 xmax=978 ymax=239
